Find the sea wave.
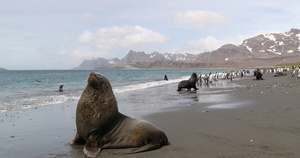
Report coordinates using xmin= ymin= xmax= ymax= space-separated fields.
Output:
xmin=113 ymin=76 xmax=189 ymax=93
xmin=0 ymin=93 xmax=80 ymax=113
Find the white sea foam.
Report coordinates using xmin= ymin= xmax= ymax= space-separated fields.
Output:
xmin=208 ymin=101 xmax=251 ymax=109
xmin=0 ymin=94 xmax=79 ymax=112
xmin=113 ymin=76 xmax=189 ymax=93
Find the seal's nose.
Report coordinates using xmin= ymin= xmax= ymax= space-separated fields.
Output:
xmin=89 ymin=72 xmax=95 ymax=78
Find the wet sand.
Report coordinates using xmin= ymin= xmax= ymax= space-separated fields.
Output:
xmin=0 ymin=73 xmax=299 ymax=158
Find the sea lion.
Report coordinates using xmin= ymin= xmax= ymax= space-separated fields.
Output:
xmin=70 ymin=72 xmax=169 ymax=158
xmin=274 ymin=72 xmax=287 ymax=77
xmin=164 ymin=75 xmax=168 ymax=81
xmin=59 ymin=85 xmax=63 ymax=92
xmin=177 ymin=72 xmax=198 ymax=91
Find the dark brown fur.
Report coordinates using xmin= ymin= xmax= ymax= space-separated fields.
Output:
xmin=177 ymin=73 xmax=198 ymax=91
xmin=70 ymin=72 xmax=168 ymax=158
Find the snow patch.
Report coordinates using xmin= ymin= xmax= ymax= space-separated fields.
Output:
xmin=265 ymin=34 xmax=276 ymax=41
xmin=164 ymin=54 xmax=171 ymax=59
xmin=287 ymin=50 xmax=294 ymax=53
xmin=245 ymin=45 xmax=253 ymax=53
xmin=176 ymin=57 xmax=186 ymax=61
xmin=273 ymin=52 xmax=282 ymax=55
xmin=225 ymin=58 xmax=229 ymax=61
xmin=267 ymin=48 xmax=282 ymax=55
xmin=259 ymin=50 xmax=265 ymax=53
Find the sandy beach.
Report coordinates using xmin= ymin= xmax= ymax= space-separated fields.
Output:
xmin=0 ymin=73 xmax=299 ymax=158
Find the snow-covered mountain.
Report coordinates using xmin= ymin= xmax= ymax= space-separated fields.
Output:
xmin=73 ymin=57 xmax=120 ymax=70
xmin=74 ymin=28 xmax=300 ymax=69
xmin=242 ymin=28 xmax=300 ymax=56
xmin=195 ymin=28 xmax=300 ymax=67
xmin=74 ymin=50 xmax=202 ymax=69
xmin=117 ymin=50 xmax=201 ymax=66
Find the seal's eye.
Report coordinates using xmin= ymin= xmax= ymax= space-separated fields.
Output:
xmin=94 ymin=77 xmax=104 ymax=90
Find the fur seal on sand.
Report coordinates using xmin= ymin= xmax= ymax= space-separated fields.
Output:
xmin=70 ymin=72 xmax=169 ymax=158
xmin=177 ymin=73 xmax=198 ymax=91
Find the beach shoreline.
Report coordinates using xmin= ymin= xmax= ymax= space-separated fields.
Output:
xmin=0 ymin=73 xmax=299 ymax=158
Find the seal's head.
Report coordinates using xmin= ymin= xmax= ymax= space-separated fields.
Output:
xmin=87 ymin=72 xmax=113 ymax=93
xmin=192 ymin=73 xmax=197 ymax=78
xmin=189 ymin=73 xmax=197 ymax=83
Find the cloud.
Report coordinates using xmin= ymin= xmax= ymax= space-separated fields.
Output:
xmin=77 ymin=25 xmax=170 ymax=50
xmin=79 ymin=12 xmax=94 ymax=19
xmin=58 ymin=25 xmax=170 ymax=62
xmin=173 ymin=10 xmax=230 ymax=27
xmin=186 ymin=36 xmax=226 ymax=52
xmin=173 ymin=35 xmax=249 ymax=54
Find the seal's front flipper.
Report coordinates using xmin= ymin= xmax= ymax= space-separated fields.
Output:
xmin=115 ymin=143 xmax=161 ymax=155
xmin=70 ymin=132 xmax=85 ymax=145
xmin=84 ymin=138 xmax=101 ymax=158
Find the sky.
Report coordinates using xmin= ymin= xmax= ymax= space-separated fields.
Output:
xmin=1 ymin=0 xmax=300 ymax=70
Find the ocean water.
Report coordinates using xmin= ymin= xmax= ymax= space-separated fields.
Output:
xmin=0 ymin=69 xmax=239 ymax=113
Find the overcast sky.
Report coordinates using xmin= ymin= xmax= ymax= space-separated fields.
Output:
xmin=1 ymin=0 xmax=300 ymax=70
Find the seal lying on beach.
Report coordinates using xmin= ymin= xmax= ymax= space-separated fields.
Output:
xmin=70 ymin=72 xmax=169 ymax=158
xmin=274 ymin=72 xmax=287 ymax=77
xmin=177 ymin=73 xmax=198 ymax=91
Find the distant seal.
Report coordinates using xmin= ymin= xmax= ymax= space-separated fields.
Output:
xmin=164 ymin=75 xmax=168 ymax=81
xmin=70 ymin=72 xmax=169 ymax=158
xmin=274 ymin=72 xmax=287 ymax=77
xmin=59 ymin=85 xmax=63 ymax=92
xmin=255 ymin=69 xmax=263 ymax=80
xmin=177 ymin=72 xmax=198 ymax=91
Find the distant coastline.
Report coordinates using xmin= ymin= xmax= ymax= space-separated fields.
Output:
xmin=0 ymin=67 xmax=7 ymax=70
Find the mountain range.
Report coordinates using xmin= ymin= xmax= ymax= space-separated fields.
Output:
xmin=74 ymin=28 xmax=300 ymax=69
xmin=73 ymin=50 xmax=202 ymax=69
